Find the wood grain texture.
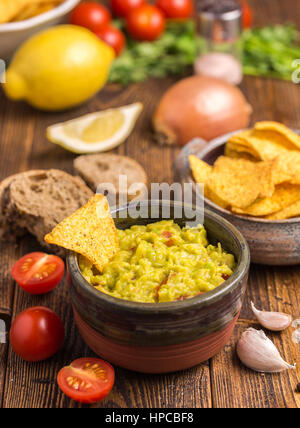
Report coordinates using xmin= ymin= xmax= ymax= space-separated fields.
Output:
xmin=0 ymin=0 xmax=300 ymax=408
xmin=211 ymin=321 xmax=299 ymax=409
xmin=96 ymin=363 xmax=211 ymax=409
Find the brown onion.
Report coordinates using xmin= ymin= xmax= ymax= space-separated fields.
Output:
xmin=153 ymin=75 xmax=252 ymax=146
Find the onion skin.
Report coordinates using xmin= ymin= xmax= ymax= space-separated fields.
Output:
xmin=153 ymin=76 xmax=252 ymax=146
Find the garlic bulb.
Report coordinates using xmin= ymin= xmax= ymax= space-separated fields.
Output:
xmin=250 ymin=301 xmax=292 ymax=331
xmin=237 ymin=328 xmax=296 ymax=373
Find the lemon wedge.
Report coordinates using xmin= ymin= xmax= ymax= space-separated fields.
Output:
xmin=47 ymin=103 xmax=143 ymax=153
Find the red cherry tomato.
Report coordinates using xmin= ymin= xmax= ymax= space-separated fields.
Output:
xmin=10 ymin=307 xmax=65 ymax=362
xmin=156 ymin=0 xmax=193 ymax=19
xmin=241 ymin=0 xmax=253 ymax=28
xmin=70 ymin=2 xmax=111 ymax=32
xmin=12 ymin=252 xmax=65 ymax=295
xmin=127 ymin=4 xmax=166 ymax=41
xmin=57 ymin=358 xmax=115 ymax=404
xmin=111 ymin=0 xmax=146 ymax=18
xmin=96 ymin=26 xmax=126 ymax=56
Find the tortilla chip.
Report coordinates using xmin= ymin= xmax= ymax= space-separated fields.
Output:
xmin=229 ymin=122 xmax=300 ymax=162
xmin=4 ymin=0 xmax=62 ymax=22
xmin=188 ymin=155 xmax=228 ymax=208
xmin=266 ymin=200 xmax=300 ymax=220
xmin=271 ymin=157 xmax=294 ymax=185
xmin=272 ymin=151 xmax=300 ymax=185
xmin=190 ymin=122 xmax=300 ymax=217
xmin=206 ymin=188 xmax=230 ymax=209
xmin=228 ymin=132 xmax=288 ymax=161
xmin=254 ymin=121 xmax=300 ymax=150
xmin=29 ymin=0 xmax=62 ymax=3
xmin=45 ymin=194 xmax=119 ymax=272
xmin=208 ymin=156 xmax=275 ymax=209
xmin=189 ymin=155 xmax=212 ymax=184
xmin=232 ymin=183 xmax=300 ymax=217
xmin=13 ymin=3 xmax=58 ymax=21
xmin=189 ymin=155 xmax=229 ymax=208
xmin=225 ymin=143 xmax=258 ymax=162
xmin=226 ymin=140 xmax=300 ymax=185
xmin=0 ymin=0 xmax=27 ymax=22
xmin=228 ymin=130 xmax=255 ymax=147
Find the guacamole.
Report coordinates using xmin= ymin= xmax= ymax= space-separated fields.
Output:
xmin=79 ymin=220 xmax=236 ymax=303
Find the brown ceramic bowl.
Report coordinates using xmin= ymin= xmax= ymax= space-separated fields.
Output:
xmin=67 ymin=200 xmax=250 ymax=374
xmin=175 ymin=133 xmax=300 ymax=266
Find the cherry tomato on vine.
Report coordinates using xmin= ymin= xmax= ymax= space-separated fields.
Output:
xmin=57 ymin=358 xmax=115 ymax=404
xmin=96 ymin=26 xmax=126 ymax=56
xmin=156 ymin=0 xmax=194 ymax=19
xmin=111 ymin=0 xmax=146 ymax=18
xmin=10 ymin=307 xmax=65 ymax=362
xmin=12 ymin=252 xmax=65 ymax=295
xmin=70 ymin=2 xmax=111 ymax=32
xmin=127 ymin=4 xmax=166 ymax=41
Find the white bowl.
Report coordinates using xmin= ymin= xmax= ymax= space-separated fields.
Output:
xmin=0 ymin=0 xmax=80 ymax=60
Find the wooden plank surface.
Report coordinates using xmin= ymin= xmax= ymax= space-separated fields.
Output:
xmin=0 ymin=0 xmax=300 ymax=408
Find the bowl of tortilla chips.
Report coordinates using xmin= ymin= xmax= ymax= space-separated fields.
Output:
xmin=0 ymin=0 xmax=80 ymax=59
xmin=176 ymin=121 xmax=300 ymax=266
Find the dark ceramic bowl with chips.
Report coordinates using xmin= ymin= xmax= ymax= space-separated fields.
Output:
xmin=175 ymin=134 xmax=300 ymax=266
xmin=67 ymin=200 xmax=250 ymax=374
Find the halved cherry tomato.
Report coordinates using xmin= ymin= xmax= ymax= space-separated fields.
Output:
xmin=156 ymin=0 xmax=194 ymax=19
xmin=127 ymin=4 xmax=166 ymax=41
xmin=111 ymin=0 xmax=146 ymax=18
xmin=10 ymin=307 xmax=65 ymax=362
xmin=57 ymin=358 xmax=115 ymax=404
xmin=96 ymin=26 xmax=126 ymax=56
xmin=70 ymin=2 xmax=111 ymax=32
xmin=12 ymin=252 xmax=65 ymax=295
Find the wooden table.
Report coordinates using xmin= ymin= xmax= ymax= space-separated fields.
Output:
xmin=0 ymin=0 xmax=299 ymax=409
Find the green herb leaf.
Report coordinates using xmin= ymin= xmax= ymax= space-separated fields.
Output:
xmin=109 ymin=22 xmax=300 ymax=85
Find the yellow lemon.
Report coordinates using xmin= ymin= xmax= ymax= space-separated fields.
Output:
xmin=3 ymin=25 xmax=115 ymax=111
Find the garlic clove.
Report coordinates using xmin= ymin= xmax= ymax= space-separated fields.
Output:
xmin=292 ymin=319 xmax=300 ymax=329
xmin=250 ymin=301 xmax=292 ymax=331
xmin=292 ymin=319 xmax=300 ymax=344
xmin=237 ymin=328 xmax=296 ymax=373
xmin=292 ymin=329 xmax=300 ymax=344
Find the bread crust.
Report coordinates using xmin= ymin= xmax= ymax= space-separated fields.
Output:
xmin=0 ymin=169 xmax=94 ymax=253
xmin=74 ymin=154 xmax=148 ymax=201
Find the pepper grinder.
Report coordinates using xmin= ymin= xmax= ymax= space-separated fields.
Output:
xmin=196 ymin=0 xmax=242 ymax=57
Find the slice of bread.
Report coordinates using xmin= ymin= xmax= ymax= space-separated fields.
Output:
xmin=74 ymin=154 xmax=148 ymax=203
xmin=0 ymin=169 xmax=94 ymax=253
xmin=0 ymin=171 xmax=41 ymax=240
